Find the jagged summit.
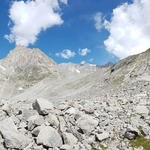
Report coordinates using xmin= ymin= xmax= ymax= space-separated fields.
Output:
xmin=0 ymin=46 xmax=58 ymax=90
xmin=0 ymin=46 xmax=58 ymax=75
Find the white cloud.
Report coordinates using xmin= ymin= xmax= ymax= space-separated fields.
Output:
xmin=89 ymin=58 xmax=94 ymax=62
xmin=60 ymin=0 xmax=68 ymax=5
xmin=5 ymin=0 xmax=65 ymax=46
xmin=56 ymin=49 xmax=76 ymax=59
xmin=104 ymin=0 xmax=150 ymax=59
xmin=79 ymin=48 xmax=91 ymax=56
xmin=80 ymin=61 xmax=86 ymax=65
xmin=4 ymin=34 xmax=15 ymax=43
xmin=94 ymin=12 xmax=103 ymax=32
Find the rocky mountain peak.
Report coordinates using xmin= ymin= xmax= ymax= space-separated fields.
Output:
xmin=1 ymin=46 xmax=57 ymax=72
xmin=0 ymin=46 xmax=58 ymax=88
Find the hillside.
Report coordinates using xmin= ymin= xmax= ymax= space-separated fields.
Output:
xmin=0 ymin=47 xmax=150 ymax=150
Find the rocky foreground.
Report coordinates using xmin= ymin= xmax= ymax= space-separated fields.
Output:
xmin=0 ymin=80 xmax=150 ymax=150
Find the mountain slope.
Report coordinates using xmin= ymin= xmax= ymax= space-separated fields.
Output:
xmin=0 ymin=47 xmax=150 ymax=101
xmin=0 ymin=47 xmax=150 ymax=150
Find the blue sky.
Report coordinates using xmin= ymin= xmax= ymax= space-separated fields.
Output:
xmin=1 ymin=0 xmax=150 ymax=65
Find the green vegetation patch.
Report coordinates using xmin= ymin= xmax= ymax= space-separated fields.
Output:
xmin=130 ymin=135 xmax=150 ymax=150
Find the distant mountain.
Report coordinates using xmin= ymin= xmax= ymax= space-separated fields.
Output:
xmin=0 ymin=46 xmax=58 ymax=80
xmin=96 ymin=62 xmax=113 ymax=68
xmin=58 ymin=63 xmax=98 ymax=74
xmin=0 ymin=46 xmax=59 ymax=93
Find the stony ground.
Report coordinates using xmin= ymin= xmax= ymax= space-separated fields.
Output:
xmin=0 ymin=79 xmax=150 ymax=150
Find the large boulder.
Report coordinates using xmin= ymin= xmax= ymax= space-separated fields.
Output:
xmin=36 ymin=126 xmax=63 ymax=148
xmin=33 ymin=98 xmax=54 ymax=115
xmin=0 ymin=118 xmax=29 ymax=149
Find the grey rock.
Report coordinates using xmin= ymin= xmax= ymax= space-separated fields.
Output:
xmin=60 ymin=144 xmax=72 ymax=150
xmin=77 ymin=115 xmax=98 ymax=134
xmin=22 ymin=109 xmax=38 ymax=121
xmin=96 ymin=131 xmax=110 ymax=141
xmin=33 ymin=98 xmax=54 ymax=115
xmin=0 ymin=118 xmax=29 ymax=149
xmin=27 ymin=115 xmax=44 ymax=126
xmin=58 ymin=116 xmax=67 ymax=132
xmin=124 ymin=126 xmax=139 ymax=140
xmin=83 ymin=104 xmax=94 ymax=114
xmin=45 ymin=113 xmax=59 ymax=127
xmin=36 ymin=126 xmax=63 ymax=148
xmin=32 ymin=126 xmax=41 ymax=137
xmin=63 ymin=132 xmax=78 ymax=146
xmin=65 ymin=107 xmax=76 ymax=115
xmin=0 ymin=110 xmax=7 ymax=121
xmin=28 ymin=120 xmax=35 ymax=131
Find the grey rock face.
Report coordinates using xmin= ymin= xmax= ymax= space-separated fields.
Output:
xmin=36 ymin=126 xmax=63 ymax=148
xmin=0 ymin=118 xmax=29 ymax=149
xmin=33 ymin=98 xmax=54 ymax=115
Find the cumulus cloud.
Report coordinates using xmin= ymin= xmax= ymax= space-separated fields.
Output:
xmin=94 ymin=12 xmax=103 ymax=32
xmin=60 ymin=0 xmax=68 ymax=5
xmin=104 ymin=0 xmax=150 ymax=59
xmin=78 ymin=48 xmax=91 ymax=56
xmin=80 ymin=61 xmax=86 ymax=65
xmin=5 ymin=0 xmax=65 ymax=46
xmin=56 ymin=49 xmax=76 ymax=59
xmin=89 ymin=58 xmax=94 ymax=62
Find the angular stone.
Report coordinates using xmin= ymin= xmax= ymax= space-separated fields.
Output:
xmin=77 ymin=115 xmax=98 ymax=134
xmin=32 ymin=126 xmax=41 ymax=137
xmin=65 ymin=107 xmax=76 ymax=115
xmin=28 ymin=120 xmax=35 ymax=131
xmin=33 ymin=98 xmax=54 ymax=115
xmin=0 ymin=110 xmax=7 ymax=121
xmin=60 ymin=144 xmax=72 ymax=150
xmin=96 ymin=131 xmax=110 ymax=141
xmin=36 ymin=126 xmax=63 ymax=148
xmin=45 ymin=113 xmax=59 ymax=127
xmin=58 ymin=116 xmax=67 ymax=132
xmin=124 ymin=126 xmax=139 ymax=140
xmin=27 ymin=115 xmax=44 ymax=126
xmin=63 ymin=132 xmax=78 ymax=146
xmin=0 ymin=118 xmax=29 ymax=149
